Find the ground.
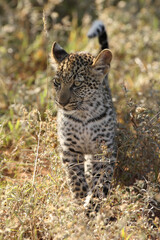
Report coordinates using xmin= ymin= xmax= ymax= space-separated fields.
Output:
xmin=0 ymin=1 xmax=160 ymax=239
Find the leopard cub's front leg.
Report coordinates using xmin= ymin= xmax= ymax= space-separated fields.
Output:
xmin=61 ymin=150 xmax=89 ymax=199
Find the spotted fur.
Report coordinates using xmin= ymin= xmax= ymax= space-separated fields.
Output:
xmin=51 ymin=24 xmax=117 ymax=214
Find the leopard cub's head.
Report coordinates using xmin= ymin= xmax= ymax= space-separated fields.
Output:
xmin=51 ymin=42 xmax=112 ymax=111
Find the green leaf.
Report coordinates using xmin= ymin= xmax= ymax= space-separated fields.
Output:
xmin=15 ymin=119 xmax=20 ymax=130
xmin=8 ymin=121 xmax=14 ymax=132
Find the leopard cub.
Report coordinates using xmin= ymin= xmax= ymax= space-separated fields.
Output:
xmin=51 ymin=21 xmax=117 ymax=213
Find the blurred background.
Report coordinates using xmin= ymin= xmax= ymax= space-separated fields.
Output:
xmin=0 ymin=0 xmax=160 ymax=115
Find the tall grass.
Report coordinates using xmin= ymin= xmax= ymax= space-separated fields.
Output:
xmin=0 ymin=1 xmax=160 ymax=239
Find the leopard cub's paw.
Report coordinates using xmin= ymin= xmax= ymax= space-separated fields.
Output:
xmin=84 ymin=193 xmax=101 ymax=218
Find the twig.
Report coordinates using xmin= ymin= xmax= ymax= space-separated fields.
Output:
xmin=42 ymin=9 xmax=50 ymax=108
xmin=32 ymin=111 xmax=42 ymax=186
xmin=149 ymin=111 xmax=160 ymax=124
xmin=43 ymin=10 xmax=49 ymax=38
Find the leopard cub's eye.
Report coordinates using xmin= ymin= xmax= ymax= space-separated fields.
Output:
xmin=53 ymin=77 xmax=61 ymax=86
xmin=74 ymin=80 xmax=82 ymax=87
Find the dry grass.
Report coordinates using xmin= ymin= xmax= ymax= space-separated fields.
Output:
xmin=0 ymin=0 xmax=160 ymax=239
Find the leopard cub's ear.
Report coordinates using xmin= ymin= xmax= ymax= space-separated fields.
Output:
xmin=92 ymin=49 xmax=112 ymax=75
xmin=51 ymin=42 xmax=69 ymax=65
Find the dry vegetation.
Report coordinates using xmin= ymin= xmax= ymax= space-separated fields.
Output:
xmin=0 ymin=0 xmax=160 ymax=239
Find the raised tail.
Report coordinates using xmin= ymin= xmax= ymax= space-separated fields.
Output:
xmin=87 ymin=20 xmax=109 ymax=50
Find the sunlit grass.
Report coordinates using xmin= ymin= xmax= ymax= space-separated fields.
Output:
xmin=0 ymin=0 xmax=160 ymax=239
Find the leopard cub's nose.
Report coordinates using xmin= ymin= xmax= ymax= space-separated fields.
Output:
xmin=58 ymin=88 xmax=71 ymax=108
xmin=59 ymin=101 xmax=68 ymax=107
